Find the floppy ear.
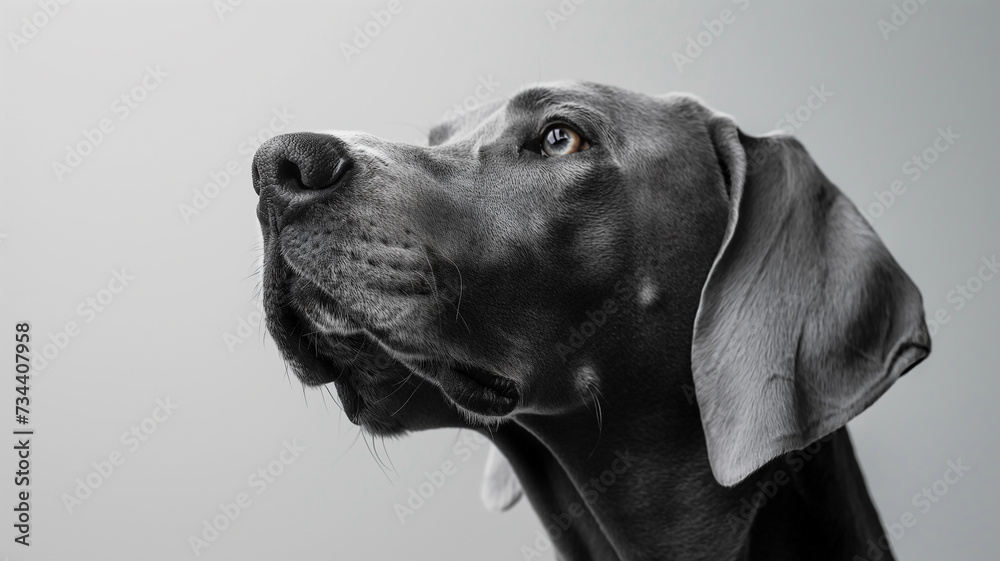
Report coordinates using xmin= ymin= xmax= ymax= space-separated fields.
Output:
xmin=480 ymin=444 xmax=523 ymax=512
xmin=692 ymin=114 xmax=931 ymax=487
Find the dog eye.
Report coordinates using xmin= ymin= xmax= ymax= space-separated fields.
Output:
xmin=540 ymin=125 xmax=589 ymax=157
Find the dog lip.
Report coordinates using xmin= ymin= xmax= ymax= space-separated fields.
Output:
xmin=439 ymin=364 xmax=519 ymax=417
xmin=456 ymin=365 xmax=517 ymax=396
xmin=260 ymin=254 xmax=360 ymax=387
xmin=262 ymin=286 xmax=342 ymax=386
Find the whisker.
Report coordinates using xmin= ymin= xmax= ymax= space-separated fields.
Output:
xmin=420 ymin=249 xmax=442 ymax=310
xmin=319 ymin=386 xmax=330 ymax=413
xmin=371 ymin=433 xmax=395 ymax=475
xmin=380 ymin=437 xmax=397 ymax=476
xmin=323 ymin=384 xmax=343 ymax=412
xmin=373 ymin=371 xmax=417 ymax=403
xmin=361 ymin=429 xmax=392 ymax=483
xmin=587 ymin=386 xmax=604 ymax=460
xmin=391 ymin=377 xmax=425 ymax=417
xmin=439 ymin=253 xmax=470 ymax=329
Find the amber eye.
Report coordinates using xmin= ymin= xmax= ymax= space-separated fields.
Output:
xmin=541 ymin=125 xmax=589 ymax=157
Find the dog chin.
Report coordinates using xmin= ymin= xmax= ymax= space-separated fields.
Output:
xmin=328 ymin=378 xmax=410 ymax=437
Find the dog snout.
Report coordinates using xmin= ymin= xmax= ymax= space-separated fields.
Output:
xmin=252 ymin=132 xmax=353 ymax=196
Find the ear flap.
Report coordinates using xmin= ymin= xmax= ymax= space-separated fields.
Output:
xmin=480 ymin=444 xmax=523 ymax=512
xmin=693 ymin=114 xmax=931 ymax=487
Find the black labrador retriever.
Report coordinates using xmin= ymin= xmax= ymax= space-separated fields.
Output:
xmin=252 ymin=81 xmax=930 ymax=561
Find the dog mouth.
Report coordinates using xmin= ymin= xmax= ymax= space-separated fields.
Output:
xmin=262 ymin=249 xmax=521 ymax=425
xmin=257 ymin=252 xmax=404 ymax=433
xmin=266 ymin=303 xmax=390 ymax=427
xmin=289 ymin=313 xmax=521 ymax=422
xmin=317 ymin=335 xmax=520 ymax=422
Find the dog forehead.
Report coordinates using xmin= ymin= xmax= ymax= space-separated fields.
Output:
xmin=421 ymin=83 xmax=720 ymax=253
xmin=430 ymin=82 xmax=714 ymax=159
xmin=430 ymin=82 xmax=619 ymax=142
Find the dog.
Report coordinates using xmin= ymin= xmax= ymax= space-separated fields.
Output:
xmin=252 ymin=81 xmax=930 ymax=561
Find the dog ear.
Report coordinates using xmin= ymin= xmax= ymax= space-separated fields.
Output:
xmin=429 ymin=97 xmax=506 ymax=147
xmin=428 ymin=122 xmax=455 ymax=147
xmin=480 ymin=444 xmax=523 ymax=512
xmin=691 ymin=114 xmax=931 ymax=487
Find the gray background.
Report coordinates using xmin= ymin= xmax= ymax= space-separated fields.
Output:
xmin=1 ymin=1 xmax=997 ymax=559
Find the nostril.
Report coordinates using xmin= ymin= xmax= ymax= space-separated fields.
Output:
xmin=272 ymin=154 xmax=351 ymax=191
xmin=293 ymin=156 xmax=352 ymax=191
xmin=324 ymin=158 xmax=352 ymax=189
xmin=276 ymin=159 xmax=304 ymax=187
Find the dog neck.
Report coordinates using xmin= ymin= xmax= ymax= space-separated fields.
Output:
xmin=492 ymin=369 xmax=894 ymax=561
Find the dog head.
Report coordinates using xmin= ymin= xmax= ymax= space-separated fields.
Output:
xmin=252 ymin=81 xmax=929 ymax=485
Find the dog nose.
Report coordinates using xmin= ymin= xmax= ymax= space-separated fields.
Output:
xmin=252 ymin=133 xmax=353 ymax=196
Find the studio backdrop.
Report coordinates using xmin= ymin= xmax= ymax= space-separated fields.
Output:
xmin=1 ymin=1 xmax=997 ymax=560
